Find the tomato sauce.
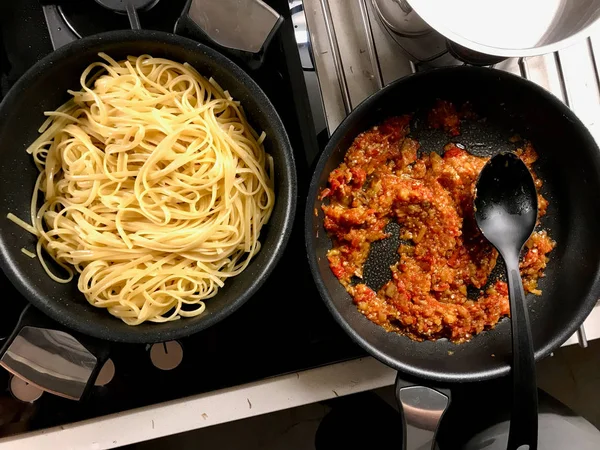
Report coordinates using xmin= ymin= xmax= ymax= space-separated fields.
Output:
xmin=321 ymin=102 xmax=554 ymax=343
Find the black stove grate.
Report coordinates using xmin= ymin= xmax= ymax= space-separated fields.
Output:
xmin=58 ymin=0 xmax=187 ymax=38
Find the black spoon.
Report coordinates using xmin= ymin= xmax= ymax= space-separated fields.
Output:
xmin=474 ymin=152 xmax=539 ymax=450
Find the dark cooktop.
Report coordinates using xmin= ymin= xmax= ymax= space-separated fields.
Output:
xmin=0 ymin=0 xmax=362 ymax=434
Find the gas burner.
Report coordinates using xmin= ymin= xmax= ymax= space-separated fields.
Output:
xmin=94 ymin=0 xmax=160 ymax=14
xmin=372 ymin=0 xmax=430 ymax=37
xmin=150 ymin=341 xmax=183 ymax=371
xmin=94 ymin=359 xmax=115 ymax=387
xmin=58 ymin=0 xmax=188 ymax=38
xmin=95 ymin=0 xmax=161 ymax=28
xmin=10 ymin=376 xmax=43 ymax=403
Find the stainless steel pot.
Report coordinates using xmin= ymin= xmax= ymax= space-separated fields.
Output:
xmin=405 ymin=0 xmax=600 ymax=57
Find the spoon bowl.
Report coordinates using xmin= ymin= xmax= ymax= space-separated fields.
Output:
xmin=475 ymin=152 xmax=538 ymax=257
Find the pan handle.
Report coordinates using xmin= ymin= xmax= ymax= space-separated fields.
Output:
xmin=0 ymin=305 xmax=110 ymax=401
xmin=395 ymin=374 xmax=451 ymax=450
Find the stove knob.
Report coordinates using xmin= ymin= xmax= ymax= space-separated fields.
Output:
xmin=94 ymin=358 xmax=115 ymax=387
xmin=150 ymin=341 xmax=183 ymax=370
xmin=9 ymin=376 xmax=43 ymax=403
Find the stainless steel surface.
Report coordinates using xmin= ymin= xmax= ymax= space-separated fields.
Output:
xmin=407 ymin=0 xmax=600 ymax=58
xmin=42 ymin=5 xmax=79 ymax=49
xmin=303 ymin=0 xmax=600 ymax=342
xmin=319 ymin=0 xmax=352 ymax=114
xmin=396 ymin=379 xmax=450 ymax=450
xmin=187 ymin=0 xmax=281 ymax=53
xmin=0 ymin=327 xmax=97 ymax=401
xmin=554 ymin=51 xmax=572 ymax=107
xmin=358 ymin=0 xmax=384 ymax=89
xmin=289 ymin=0 xmax=328 ymax=139
xmin=291 ymin=0 xmax=314 ymax=70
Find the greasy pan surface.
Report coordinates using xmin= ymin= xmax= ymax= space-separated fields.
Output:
xmin=306 ymin=66 xmax=600 ymax=382
xmin=0 ymin=30 xmax=296 ymax=343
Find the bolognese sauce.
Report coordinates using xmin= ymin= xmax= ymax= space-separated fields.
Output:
xmin=321 ymin=102 xmax=554 ymax=343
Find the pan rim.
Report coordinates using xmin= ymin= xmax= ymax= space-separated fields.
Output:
xmin=305 ymin=65 xmax=600 ymax=383
xmin=0 ymin=29 xmax=297 ymax=343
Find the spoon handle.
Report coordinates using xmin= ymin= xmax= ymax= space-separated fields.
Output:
xmin=506 ymin=260 xmax=538 ymax=450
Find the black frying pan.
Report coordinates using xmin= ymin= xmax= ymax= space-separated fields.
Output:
xmin=0 ymin=30 xmax=296 ymax=344
xmin=305 ymin=66 xmax=600 ymax=449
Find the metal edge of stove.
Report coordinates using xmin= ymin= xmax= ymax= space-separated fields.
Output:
xmin=279 ymin=0 xmax=320 ymax=163
xmin=303 ymin=0 xmax=600 ymax=349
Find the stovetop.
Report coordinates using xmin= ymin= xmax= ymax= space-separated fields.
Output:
xmin=0 ymin=0 xmax=362 ymax=435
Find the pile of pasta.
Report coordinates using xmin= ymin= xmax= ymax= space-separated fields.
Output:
xmin=10 ymin=53 xmax=274 ymax=325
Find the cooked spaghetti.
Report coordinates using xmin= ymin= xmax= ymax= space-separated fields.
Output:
xmin=13 ymin=53 xmax=275 ymax=325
